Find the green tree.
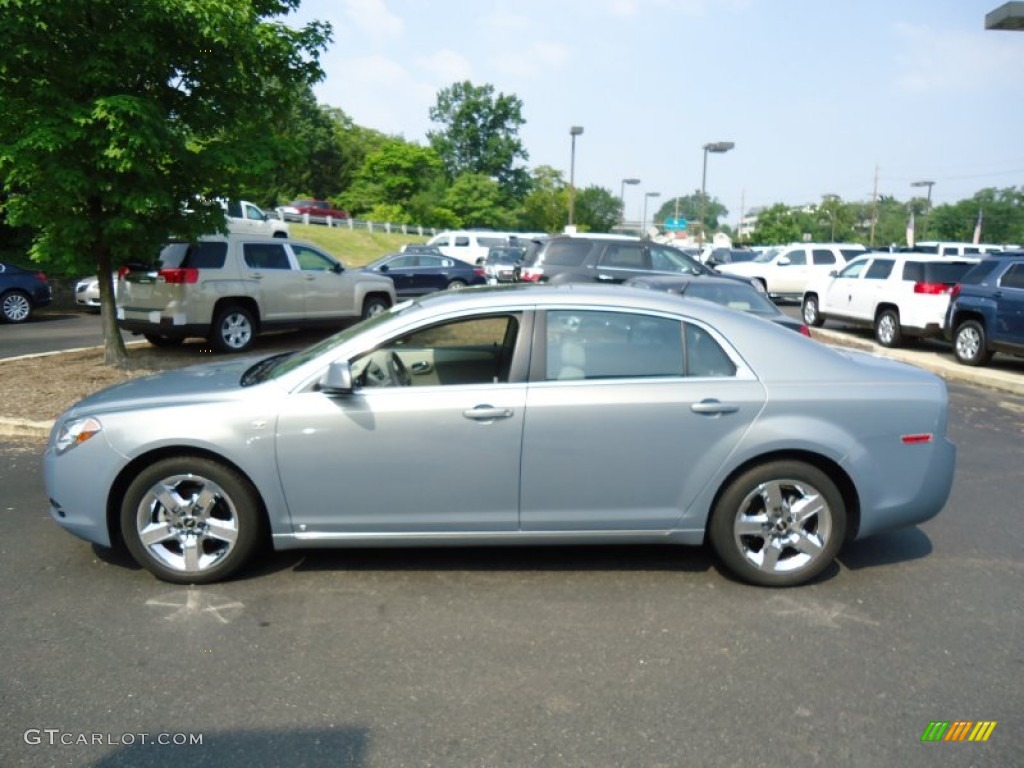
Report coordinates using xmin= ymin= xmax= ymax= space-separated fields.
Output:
xmin=931 ymin=187 xmax=1024 ymax=244
xmin=0 ymin=0 xmax=329 ymax=364
xmin=518 ymin=166 xmax=565 ymax=233
xmin=574 ymin=186 xmax=622 ymax=233
xmin=656 ymin=191 xmax=727 ymax=233
xmin=427 ymin=81 xmax=530 ymax=200
xmin=750 ymin=203 xmax=806 ymax=245
xmin=341 ymin=141 xmax=443 ymax=217
xmin=443 ymin=173 xmax=517 ymax=229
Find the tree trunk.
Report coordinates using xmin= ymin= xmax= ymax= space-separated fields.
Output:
xmin=94 ymin=242 xmax=128 ymax=368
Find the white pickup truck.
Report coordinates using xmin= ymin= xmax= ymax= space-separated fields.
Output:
xmin=224 ymin=200 xmax=290 ymax=238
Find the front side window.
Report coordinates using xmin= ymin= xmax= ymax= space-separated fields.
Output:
xmin=781 ymin=249 xmax=807 ymax=266
xmin=293 ymin=244 xmax=338 ymax=272
xmin=838 ymin=258 xmax=869 ymax=279
xmin=649 ymin=245 xmax=703 ymax=274
xmin=351 ymin=314 xmax=522 ymax=388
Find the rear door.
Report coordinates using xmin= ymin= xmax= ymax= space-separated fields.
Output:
xmin=520 ymin=308 xmax=765 ymax=531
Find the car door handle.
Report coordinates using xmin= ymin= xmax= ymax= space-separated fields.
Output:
xmin=250 ymin=272 xmax=265 ymax=279
xmin=410 ymin=361 xmax=432 ymax=374
xmin=596 ymin=274 xmax=616 ymax=281
xmin=463 ymin=406 xmax=514 ymax=421
xmin=690 ymin=399 xmax=739 ymax=415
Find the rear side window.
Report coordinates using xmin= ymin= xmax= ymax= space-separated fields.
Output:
xmin=541 ymin=240 xmax=592 ymax=267
xmin=1000 ymin=263 xmax=1024 ymax=290
xmin=160 ymin=241 xmax=228 ymax=269
xmin=959 ymin=260 xmax=1002 ymax=285
xmin=545 ymin=310 xmax=683 ymax=380
xmin=865 ymin=259 xmax=894 ymax=279
xmin=243 ymin=243 xmax=290 ymax=270
xmin=599 ymin=244 xmax=645 ymax=268
xmin=917 ymin=261 xmax=975 ymax=284
xmin=812 ymin=250 xmax=837 ymax=266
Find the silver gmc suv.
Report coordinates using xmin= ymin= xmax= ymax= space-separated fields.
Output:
xmin=116 ymin=235 xmax=396 ymax=352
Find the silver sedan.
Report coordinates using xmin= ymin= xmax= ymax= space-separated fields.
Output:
xmin=44 ymin=284 xmax=956 ymax=587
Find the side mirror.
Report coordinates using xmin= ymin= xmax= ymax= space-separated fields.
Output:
xmin=475 ymin=257 xmax=485 ymax=265
xmin=378 ymin=264 xmax=389 ymax=273
xmin=320 ymin=361 xmax=354 ymax=395
xmin=829 ymin=269 xmax=839 ymax=277
xmin=332 ymin=262 xmax=344 ymax=274
xmin=777 ymin=256 xmax=791 ymax=266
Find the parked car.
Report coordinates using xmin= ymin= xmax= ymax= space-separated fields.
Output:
xmin=801 ymin=252 xmax=978 ymax=347
xmin=0 ymin=262 xmax=52 ymax=323
xmin=516 ymin=234 xmax=759 ymax=290
xmin=703 ymin=248 xmax=759 ymax=268
xmin=362 ymin=251 xmax=486 ymax=298
xmin=276 ymin=199 xmax=349 ymax=221
xmin=44 ymin=283 xmax=956 ymax=587
xmin=426 ymin=230 xmax=545 ymax=264
xmin=943 ymin=251 xmax=1024 ymax=366
xmin=224 ymin=200 xmax=289 ymax=238
xmin=116 ymin=235 xmax=396 ymax=352
xmin=479 ymin=246 xmax=525 ymax=284
xmin=717 ymin=243 xmax=867 ymax=301
xmin=625 ymin=275 xmax=810 ymax=335
xmin=75 ymin=276 xmax=101 ymax=312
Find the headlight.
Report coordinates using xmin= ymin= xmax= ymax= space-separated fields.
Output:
xmin=54 ymin=417 xmax=102 ymax=455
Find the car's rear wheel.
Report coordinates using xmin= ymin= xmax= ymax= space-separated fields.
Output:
xmin=801 ymin=294 xmax=825 ymax=327
xmin=211 ymin=304 xmax=255 ymax=353
xmin=120 ymin=456 xmax=263 ymax=584
xmin=709 ymin=461 xmax=846 ymax=587
xmin=953 ymin=320 xmax=993 ymax=366
xmin=446 ymin=279 xmax=467 ymax=290
xmin=361 ymin=296 xmax=390 ymax=320
xmin=1 ymin=290 xmax=32 ymax=323
xmin=143 ymin=333 xmax=185 ymax=348
xmin=874 ymin=308 xmax=902 ymax=347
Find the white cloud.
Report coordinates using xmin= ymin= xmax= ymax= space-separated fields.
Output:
xmin=342 ymin=0 xmax=404 ymax=43
xmin=492 ymin=41 xmax=570 ymax=79
xmin=416 ymin=49 xmax=475 ymax=84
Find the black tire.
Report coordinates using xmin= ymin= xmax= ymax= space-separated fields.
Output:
xmin=874 ymin=308 xmax=903 ymax=348
xmin=120 ymin=456 xmax=264 ymax=584
xmin=361 ymin=296 xmax=390 ymax=320
xmin=446 ymin=279 xmax=467 ymax=290
xmin=1 ymin=290 xmax=32 ymax=323
xmin=801 ymin=294 xmax=825 ymax=327
xmin=953 ymin=320 xmax=993 ymax=366
xmin=143 ymin=333 xmax=185 ymax=348
xmin=211 ymin=304 xmax=256 ymax=353
xmin=709 ymin=461 xmax=846 ymax=587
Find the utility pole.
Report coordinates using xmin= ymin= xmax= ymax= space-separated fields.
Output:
xmin=869 ymin=164 xmax=879 ymax=247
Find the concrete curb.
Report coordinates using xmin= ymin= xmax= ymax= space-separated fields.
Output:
xmin=2 ymin=330 xmax=1021 ymax=441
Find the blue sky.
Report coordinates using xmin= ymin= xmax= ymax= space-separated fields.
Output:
xmin=285 ymin=0 xmax=1024 ymax=225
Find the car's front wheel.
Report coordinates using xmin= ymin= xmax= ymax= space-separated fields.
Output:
xmin=801 ymin=294 xmax=825 ymax=327
xmin=120 ymin=456 xmax=264 ymax=584
xmin=709 ymin=461 xmax=846 ymax=587
xmin=361 ymin=295 xmax=390 ymax=320
xmin=211 ymin=304 xmax=256 ymax=353
xmin=953 ymin=320 xmax=993 ymax=366
xmin=874 ymin=308 xmax=903 ymax=347
xmin=1 ymin=290 xmax=32 ymax=323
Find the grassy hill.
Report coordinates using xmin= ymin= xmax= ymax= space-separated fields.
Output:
xmin=288 ymin=223 xmax=429 ymax=267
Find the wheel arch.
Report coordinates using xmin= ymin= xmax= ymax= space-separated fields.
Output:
xmin=703 ymin=449 xmax=861 ymax=545
xmin=106 ymin=446 xmax=270 ymax=550
xmin=874 ymin=302 xmax=899 ymax=321
xmin=212 ymin=296 xmax=261 ymax=327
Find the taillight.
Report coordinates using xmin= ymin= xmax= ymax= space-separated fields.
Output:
xmin=950 ymin=284 xmax=961 ymax=299
xmin=473 ymin=267 xmax=485 ymax=278
xmin=901 ymin=434 xmax=933 ymax=444
xmin=519 ymin=268 xmax=543 ymax=283
xmin=117 ymin=266 xmax=130 ymax=280
xmin=913 ymin=282 xmax=951 ymax=295
xmin=34 ymin=271 xmax=48 ymax=282
xmin=158 ymin=267 xmax=199 ymax=284
xmin=798 ymin=324 xmax=811 ymax=337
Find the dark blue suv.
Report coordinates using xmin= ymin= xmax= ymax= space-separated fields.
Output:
xmin=943 ymin=252 xmax=1024 ymax=366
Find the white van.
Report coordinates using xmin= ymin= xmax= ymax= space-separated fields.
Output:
xmin=426 ymin=230 xmax=545 ymax=264
xmin=912 ymin=241 xmax=1002 ymax=257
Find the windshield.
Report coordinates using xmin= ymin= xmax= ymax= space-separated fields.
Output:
xmin=752 ymin=248 xmax=781 ymax=264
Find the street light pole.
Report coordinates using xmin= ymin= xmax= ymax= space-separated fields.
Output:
xmin=568 ymin=126 xmax=584 ymax=229
xmin=911 ymin=180 xmax=935 ymax=238
xmin=700 ymin=141 xmax=735 ymax=247
xmin=620 ymin=177 xmax=640 ymax=228
xmin=642 ymin=192 xmax=660 ymax=236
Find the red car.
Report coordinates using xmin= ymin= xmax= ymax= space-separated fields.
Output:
xmin=276 ymin=199 xmax=349 ymax=220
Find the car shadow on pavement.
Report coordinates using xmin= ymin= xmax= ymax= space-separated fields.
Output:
xmin=838 ymin=527 xmax=933 ymax=571
xmin=274 ymin=544 xmax=717 ymax=576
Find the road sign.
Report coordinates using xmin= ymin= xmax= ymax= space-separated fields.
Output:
xmin=664 ymin=217 xmax=688 ymax=231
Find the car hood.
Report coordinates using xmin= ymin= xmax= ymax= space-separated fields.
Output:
xmin=59 ymin=357 xmax=262 ymax=418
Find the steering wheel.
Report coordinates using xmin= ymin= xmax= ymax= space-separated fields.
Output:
xmin=387 ymin=351 xmax=412 ymax=387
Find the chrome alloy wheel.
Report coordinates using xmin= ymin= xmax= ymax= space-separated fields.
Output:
xmin=134 ymin=473 xmax=240 ymax=574
xmin=2 ymin=291 xmax=31 ymax=322
xmin=219 ymin=312 xmax=253 ymax=350
xmin=732 ymin=478 xmax=833 ymax=576
xmin=955 ymin=325 xmax=982 ymax=360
